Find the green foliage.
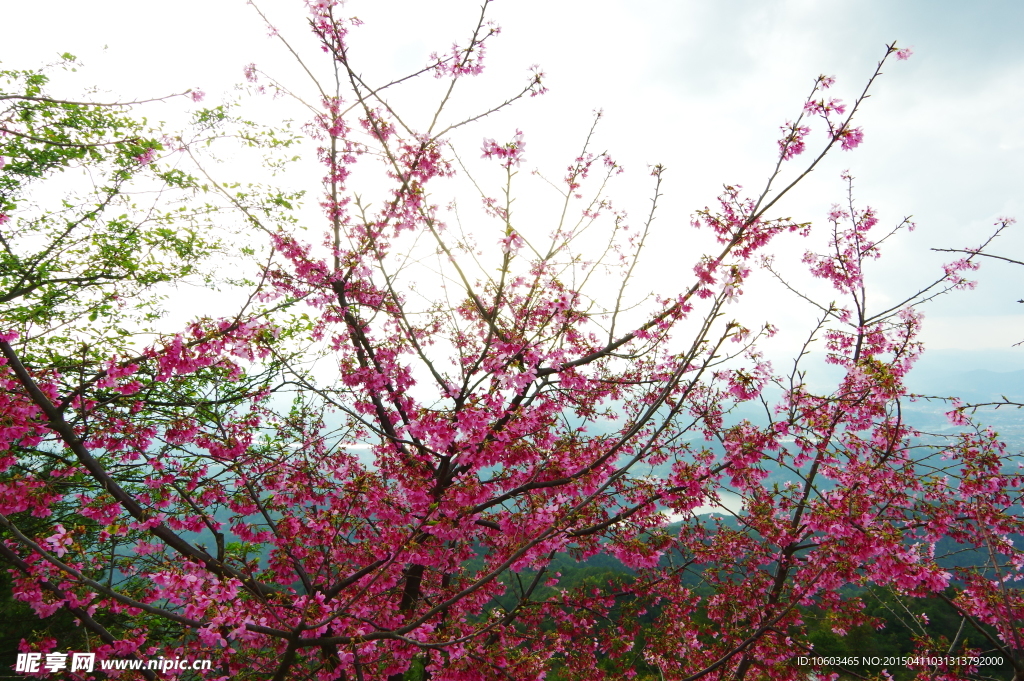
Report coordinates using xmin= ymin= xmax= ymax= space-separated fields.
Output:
xmin=0 ymin=59 xmax=230 ymax=363
xmin=473 ymin=550 xmax=1019 ymax=681
xmin=0 ymin=58 xmax=306 ymax=662
xmin=803 ymin=587 xmax=1016 ymax=680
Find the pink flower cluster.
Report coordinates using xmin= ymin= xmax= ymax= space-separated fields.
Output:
xmin=481 ymin=129 xmax=526 ymax=169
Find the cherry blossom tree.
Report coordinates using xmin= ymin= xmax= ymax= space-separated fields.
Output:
xmin=1 ymin=3 xmax=1021 ymax=681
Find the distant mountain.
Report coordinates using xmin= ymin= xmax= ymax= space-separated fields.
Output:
xmin=906 ymin=368 xmax=1024 ymax=402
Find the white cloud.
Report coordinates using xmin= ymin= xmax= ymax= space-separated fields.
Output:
xmin=4 ymin=0 xmax=1022 ymax=363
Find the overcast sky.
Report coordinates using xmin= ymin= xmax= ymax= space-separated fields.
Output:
xmin=4 ymin=0 xmax=1024 ymax=372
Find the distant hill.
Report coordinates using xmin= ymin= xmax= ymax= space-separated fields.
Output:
xmin=906 ymin=368 xmax=1024 ymax=402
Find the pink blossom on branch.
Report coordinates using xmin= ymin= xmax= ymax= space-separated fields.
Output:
xmin=133 ymin=147 xmax=157 ymax=166
xmin=528 ymin=63 xmax=548 ymax=96
xmin=778 ymin=121 xmax=810 ymax=160
xmin=430 ymin=21 xmax=501 ymax=79
xmin=941 ymin=256 xmax=980 ymax=289
xmin=803 ymin=96 xmax=846 ymax=117
xmin=481 ymin=128 xmax=526 ymax=168
xmin=836 ymin=124 xmax=865 ymax=150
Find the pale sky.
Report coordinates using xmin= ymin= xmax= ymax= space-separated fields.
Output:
xmin=4 ymin=0 xmax=1024 ymax=369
